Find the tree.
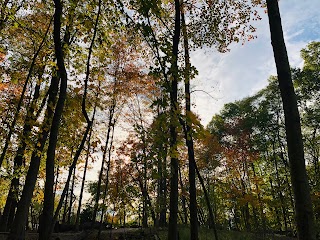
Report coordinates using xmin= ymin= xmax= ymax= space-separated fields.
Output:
xmin=39 ymin=0 xmax=68 ymax=238
xmin=181 ymin=5 xmax=198 ymax=239
xmin=266 ymin=1 xmax=316 ymax=239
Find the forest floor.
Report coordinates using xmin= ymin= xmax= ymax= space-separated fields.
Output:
xmin=0 ymin=228 xmax=155 ymax=240
xmin=0 ymin=228 xmax=297 ymax=240
xmin=157 ymin=228 xmax=297 ymax=240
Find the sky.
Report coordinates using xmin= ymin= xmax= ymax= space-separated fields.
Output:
xmin=79 ymin=0 xmax=320 ymax=202
xmin=191 ymin=0 xmax=320 ymax=126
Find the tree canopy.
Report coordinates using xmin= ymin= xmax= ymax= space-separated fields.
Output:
xmin=0 ymin=1 xmax=318 ymax=240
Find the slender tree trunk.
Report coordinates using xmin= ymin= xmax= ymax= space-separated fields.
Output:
xmin=273 ymin=144 xmax=289 ymax=232
xmin=7 ymin=74 xmax=59 ymax=240
xmin=75 ymin=124 xmax=94 ymax=230
xmin=142 ymin=139 xmax=148 ymax=228
xmin=142 ymin=189 xmax=148 ymax=228
xmin=53 ymin=0 xmax=101 ymax=232
xmin=67 ymin=167 xmax=76 ymax=224
xmin=181 ymin=7 xmax=199 ymax=240
xmin=1 ymin=70 xmax=49 ymax=232
xmin=156 ymin=139 xmax=167 ymax=227
xmin=39 ymin=0 xmax=68 ymax=237
xmin=98 ymin=126 xmax=118 ymax=240
xmin=53 ymin=160 xmax=60 ymax=199
xmin=0 ymin=16 xmax=52 ymax=169
xmin=178 ymin=165 xmax=188 ymax=225
xmin=194 ymin=162 xmax=219 ymax=240
xmin=266 ymin=1 xmax=316 ymax=239
xmin=62 ymin=186 xmax=69 ymax=224
xmin=269 ymin=178 xmax=282 ymax=231
xmin=92 ymin=105 xmax=115 ymax=223
xmin=51 ymin=119 xmax=93 ymax=233
xmin=158 ymin=142 xmax=167 ymax=227
xmin=251 ymin=163 xmax=266 ymax=233
xmin=168 ymin=1 xmax=180 ymax=240
xmin=276 ymin=124 xmax=296 ymax=217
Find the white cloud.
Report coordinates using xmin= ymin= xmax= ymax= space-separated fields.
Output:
xmin=192 ymin=0 xmax=320 ymax=126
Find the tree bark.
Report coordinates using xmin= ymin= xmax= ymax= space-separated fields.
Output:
xmin=266 ymin=1 xmax=316 ymax=239
xmin=92 ymin=104 xmax=115 ymax=223
xmin=194 ymin=162 xmax=219 ymax=240
xmin=0 ymin=70 xmax=44 ymax=232
xmin=167 ymin=1 xmax=180 ymax=240
xmin=97 ymin=125 xmax=115 ymax=240
xmin=0 ymin=16 xmax=52 ymax=169
xmin=269 ymin=178 xmax=282 ymax=232
xmin=178 ymin=165 xmax=188 ymax=225
xmin=75 ymin=125 xmax=94 ymax=230
xmin=51 ymin=119 xmax=93 ymax=233
xmin=181 ymin=8 xmax=198 ymax=240
xmin=156 ymin=124 xmax=167 ymax=228
xmin=39 ymin=0 xmax=68 ymax=237
xmin=7 ymin=74 xmax=59 ymax=240
xmin=67 ymin=167 xmax=76 ymax=224
xmin=62 ymin=185 xmax=69 ymax=224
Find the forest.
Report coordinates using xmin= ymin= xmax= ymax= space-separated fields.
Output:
xmin=0 ymin=0 xmax=319 ymax=240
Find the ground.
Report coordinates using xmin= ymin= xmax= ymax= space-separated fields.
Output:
xmin=0 ymin=228 xmax=297 ymax=240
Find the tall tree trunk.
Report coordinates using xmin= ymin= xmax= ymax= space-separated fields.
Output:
xmin=7 ymin=74 xmax=59 ymax=240
xmin=75 ymin=124 xmax=94 ymax=230
xmin=92 ymin=104 xmax=115 ymax=223
xmin=53 ymin=160 xmax=60 ymax=200
xmin=0 ymin=70 xmax=44 ymax=232
xmin=67 ymin=167 xmax=76 ymax=224
xmin=194 ymin=162 xmax=219 ymax=240
xmin=157 ymin=140 xmax=167 ymax=227
xmin=62 ymin=185 xmax=69 ymax=224
xmin=55 ymin=0 xmax=101 ymax=232
xmin=0 ymin=66 xmax=48 ymax=232
xmin=168 ymin=1 xmax=180 ymax=240
xmin=269 ymin=178 xmax=282 ymax=232
xmin=276 ymin=123 xmax=296 ymax=216
xmin=251 ymin=163 xmax=266 ymax=233
xmin=181 ymin=7 xmax=198 ymax=240
xmin=98 ymin=126 xmax=115 ymax=240
xmin=51 ymin=119 xmax=93 ymax=233
xmin=273 ymin=142 xmax=288 ymax=232
xmin=0 ymin=16 xmax=52 ymax=169
xmin=178 ymin=165 xmax=188 ymax=225
xmin=266 ymin=1 xmax=315 ymax=239
xmin=157 ymin=135 xmax=167 ymax=228
xmin=39 ymin=0 xmax=68 ymax=237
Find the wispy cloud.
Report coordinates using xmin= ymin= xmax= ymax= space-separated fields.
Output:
xmin=192 ymin=0 xmax=320 ymax=126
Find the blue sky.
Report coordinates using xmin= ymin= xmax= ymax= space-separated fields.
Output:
xmin=191 ymin=0 xmax=320 ymax=126
xmin=83 ymin=0 xmax=320 ymax=198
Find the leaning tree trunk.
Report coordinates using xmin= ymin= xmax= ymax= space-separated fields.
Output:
xmin=39 ymin=0 xmax=68 ymax=237
xmin=51 ymin=119 xmax=93 ymax=233
xmin=181 ymin=7 xmax=199 ymax=240
xmin=194 ymin=162 xmax=219 ymax=240
xmin=7 ymin=73 xmax=59 ymax=240
xmin=0 ymin=70 xmax=44 ymax=232
xmin=98 ymin=125 xmax=115 ymax=240
xmin=75 ymin=124 xmax=94 ymax=231
xmin=92 ymin=104 xmax=115 ymax=223
xmin=266 ymin=1 xmax=316 ymax=239
xmin=67 ymin=167 xmax=76 ymax=224
xmin=0 ymin=16 xmax=52 ymax=169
